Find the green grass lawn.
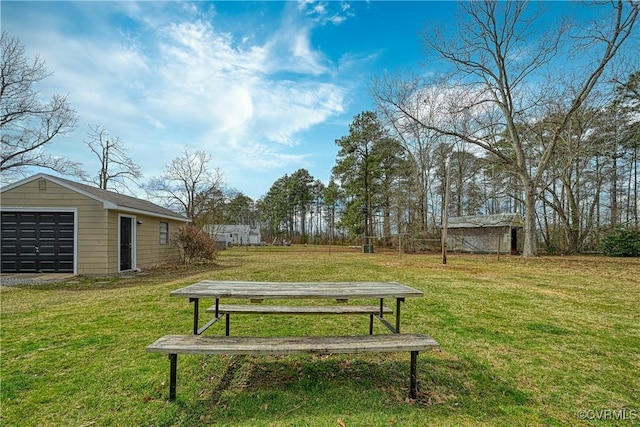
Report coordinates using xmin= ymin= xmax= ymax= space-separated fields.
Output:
xmin=1 ymin=248 xmax=639 ymax=426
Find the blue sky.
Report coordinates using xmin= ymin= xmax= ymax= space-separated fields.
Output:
xmin=1 ymin=1 xmax=628 ymax=201
xmin=1 ymin=1 xmax=463 ymax=200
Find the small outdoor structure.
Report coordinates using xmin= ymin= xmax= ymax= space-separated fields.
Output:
xmin=203 ymin=224 xmax=261 ymax=247
xmin=446 ymin=213 xmax=524 ymax=254
xmin=0 ymin=173 xmax=190 ymax=274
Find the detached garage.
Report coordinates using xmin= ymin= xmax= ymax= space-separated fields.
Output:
xmin=1 ymin=173 xmax=190 ymax=275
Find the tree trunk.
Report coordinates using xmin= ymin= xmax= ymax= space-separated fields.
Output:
xmin=611 ymin=139 xmax=619 ymax=226
xmin=522 ymin=180 xmax=539 ymax=257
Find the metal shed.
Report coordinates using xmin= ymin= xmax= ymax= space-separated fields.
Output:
xmin=446 ymin=213 xmax=524 ymax=254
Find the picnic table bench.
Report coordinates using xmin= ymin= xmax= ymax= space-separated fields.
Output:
xmin=206 ymin=303 xmax=393 ymax=335
xmin=147 ymin=333 xmax=440 ymax=401
xmin=147 ymin=281 xmax=440 ymax=401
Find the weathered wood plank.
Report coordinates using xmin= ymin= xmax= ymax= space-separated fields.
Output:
xmin=170 ymin=281 xmax=424 ymax=300
xmin=146 ymin=334 xmax=440 ymax=356
xmin=205 ymin=304 xmax=393 ymax=315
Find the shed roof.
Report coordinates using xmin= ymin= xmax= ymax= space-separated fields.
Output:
xmin=447 ymin=213 xmax=524 ymax=229
xmin=1 ymin=173 xmax=190 ymax=222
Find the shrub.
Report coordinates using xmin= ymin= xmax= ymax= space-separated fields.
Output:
xmin=600 ymin=228 xmax=640 ymax=257
xmin=173 ymin=225 xmax=216 ymax=263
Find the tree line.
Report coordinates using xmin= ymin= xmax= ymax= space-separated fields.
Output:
xmin=2 ymin=2 xmax=638 ymax=255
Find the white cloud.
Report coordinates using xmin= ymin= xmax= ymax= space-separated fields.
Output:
xmin=140 ymin=16 xmax=346 ymax=163
xmin=297 ymin=0 xmax=352 ymax=26
xmin=3 ymin=1 xmax=361 ymax=197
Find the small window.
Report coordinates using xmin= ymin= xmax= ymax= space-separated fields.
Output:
xmin=160 ymin=222 xmax=169 ymax=244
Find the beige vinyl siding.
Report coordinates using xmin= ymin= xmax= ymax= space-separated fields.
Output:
xmin=106 ymin=212 xmax=184 ymax=271
xmin=0 ymin=178 xmax=110 ymax=275
xmin=134 ymin=214 xmax=184 ymax=268
xmin=106 ymin=211 xmax=121 ymax=272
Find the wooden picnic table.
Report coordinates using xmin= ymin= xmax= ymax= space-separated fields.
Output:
xmin=170 ymin=280 xmax=424 ymax=335
xmin=149 ymin=280 xmax=438 ymax=401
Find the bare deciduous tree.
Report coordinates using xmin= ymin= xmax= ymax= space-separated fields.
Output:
xmin=146 ymin=149 xmax=223 ymax=221
xmin=373 ymin=1 xmax=639 ymax=256
xmin=84 ymin=124 xmax=141 ymax=191
xmin=0 ymin=31 xmax=79 ymax=180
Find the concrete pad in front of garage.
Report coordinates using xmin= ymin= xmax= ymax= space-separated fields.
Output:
xmin=0 ymin=273 xmax=75 ymax=286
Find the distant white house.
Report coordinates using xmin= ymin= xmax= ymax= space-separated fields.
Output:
xmin=203 ymin=224 xmax=261 ymax=247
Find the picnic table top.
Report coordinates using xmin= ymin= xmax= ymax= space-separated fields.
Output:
xmin=170 ymin=280 xmax=423 ymax=300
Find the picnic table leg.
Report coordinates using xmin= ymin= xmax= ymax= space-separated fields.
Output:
xmin=169 ymin=353 xmax=178 ymax=401
xmin=377 ymin=298 xmax=397 ymax=333
xmin=225 ymin=313 xmax=230 ymax=336
xmin=395 ymin=298 xmax=404 ymax=333
xmin=409 ymin=351 xmax=418 ymax=399
xmin=369 ymin=314 xmax=374 ymax=334
xmin=378 ymin=298 xmax=387 ymax=332
xmin=190 ymin=298 xmax=199 ymax=335
xmin=194 ymin=298 xmax=225 ymax=335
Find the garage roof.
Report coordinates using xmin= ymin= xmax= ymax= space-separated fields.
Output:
xmin=1 ymin=173 xmax=190 ymax=222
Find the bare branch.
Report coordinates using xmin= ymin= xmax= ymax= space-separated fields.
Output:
xmin=0 ymin=31 xmax=79 ymax=180
xmin=145 ymin=149 xmax=224 ymax=220
xmin=83 ymin=124 xmax=142 ymax=191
